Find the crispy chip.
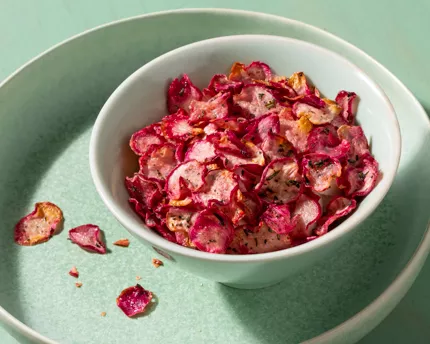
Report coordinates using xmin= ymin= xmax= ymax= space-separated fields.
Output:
xmin=14 ymin=202 xmax=63 ymax=246
xmin=113 ymin=239 xmax=130 ymax=247
xmin=116 ymin=284 xmax=153 ymax=317
xmin=307 ymin=125 xmax=350 ymax=159
xmin=166 ymin=160 xmax=206 ymax=200
xmin=167 ymin=74 xmax=202 ymax=113
xmin=139 ymin=143 xmax=178 ymax=181
xmin=335 ymin=90 xmax=357 ymax=124
xmin=316 ymin=196 xmax=357 ymax=235
xmin=233 ymin=85 xmax=283 ymax=118
xmin=130 ymin=124 xmax=165 ymax=156
xmin=261 ymin=204 xmax=298 ymax=234
xmin=290 ymin=193 xmax=322 ymax=239
xmin=302 ymin=154 xmax=342 ymax=193
xmin=69 ymin=266 xmax=79 ymax=278
xmin=189 ymin=209 xmax=234 ymax=253
xmin=68 ymin=224 xmax=107 ymax=254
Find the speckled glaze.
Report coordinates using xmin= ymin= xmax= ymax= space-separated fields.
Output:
xmin=90 ymin=34 xmax=400 ymax=289
xmin=0 ymin=9 xmax=429 ymax=344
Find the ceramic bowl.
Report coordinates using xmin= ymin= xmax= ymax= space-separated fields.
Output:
xmin=89 ymin=34 xmax=401 ymax=289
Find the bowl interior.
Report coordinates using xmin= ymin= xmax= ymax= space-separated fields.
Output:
xmin=91 ymin=34 xmax=400 ymax=256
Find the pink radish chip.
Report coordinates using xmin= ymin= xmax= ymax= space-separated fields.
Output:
xmin=337 ymin=154 xmax=379 ymax=197
xmin=68 ymin=224 xmax=106 ymax=254
xmin=193 ymin=169 xmax=238 ymax=207
xmin=337 ymin=125 xmax=370 ymax=162
xmin=261 ymin=134 xmax=295 ymax=162
xmin=14 ymin=202 xmax=63 ymax=246
xmin=238 ymin=191 xmax=263 ymax=225
xmin=208 ymin=74 xmax=243 ymax=93
xmin=233 ymin=85 xmax=283 ymax=118
xmin=167 ymin=74 xmax=202 ymax=113
xmin=302 ymin=154 xmax=342 ymax=193
xmin=166 ymin=207 xmax=198 ymax=232
xmin=161 ymin=110 xmax=203 ymax=142
xmin=166 ymin=160 xmax=206 ymax=200
xmin=116 ymin=284 xmax=153 ymax=317
xmin=307 ymin=125 xmax=350 ymax=159
xmin=293 ymin=97 xmax=341 ymax=125
xmin=189 ymin=92 xmax=230 ymax=123
xmin=290 ymin=193 xmax=322 ymax=238
xmin=130 ymin=124 xmax=165 ymax=156
xmin=185 ymin=139 xmax=217 ymax=163
xmin=255 ymin=158 xmax=303 ymax=204
xmin=139 ymin=144 xmax=178 ymax=181
xmin=316 ymin=196 xmax=357 ymax=235
xmin=245 ymin=61 xmax=272 ymax=81
xmin=278 ymin=108 xmax=312 ymax=153
xmin=261 ymin=204 xmax=298 ymax=234
xmin=125 ymin=174 xmax=163 ymax=210
xmin=243 ymin=113 xmax=280 ymax=144
xmin=189 ymin=209 xmax=234 ymax=253
xmin=229 ymin=223 xmax=292 ymax=254
xmin=335 ymin=90 xmax=357 ymax=124
xmin=286 ymin=72 xmax=313 ymax=96
xmin=235 ymin=166 xmax=263 ymax=192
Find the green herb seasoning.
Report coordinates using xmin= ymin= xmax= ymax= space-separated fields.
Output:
xmin=266 ymin=170 xmax=280 ymax=181
xmin=265 ymin=100 xmax=276 ymax=109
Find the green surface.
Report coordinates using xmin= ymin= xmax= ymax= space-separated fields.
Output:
xmin=0 ymin=1 xmax=429 ymax=344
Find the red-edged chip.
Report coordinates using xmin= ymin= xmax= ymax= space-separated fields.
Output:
xmin=290 ymin=193 xmax=322 ymax=239
xmin=165 ymin=207 xmax=198 ymax=233
xmin=166 ymin=160 xmax=206 ymax=200
xmin=174 ymin=230 xmax=195 ymax=247
xmin=68 ymin=224 xmax=106 ymax=254
xmin=213 ymin=197 xmax=246 ymax=227
xmin=278 ymin=108 xmax=313 ymax=153
xmin=69 ymin=266 xmax=79 ymax=278
xmin=228 ymin=223 xmax=292 ymax=254
xmin=116 ymin=284 xmax=153 ymax=317
xmin=302 ymin=153 xmax=342 ymax=193
xmin=185 ymin=139 xmax=217 ymax=163
xmin=161 ymin=110 xmax=203 ymax=142
xmin=193 ymin=169 xmax=238 ymax=207
xmin=235 ymin=165 xmax=263 ymax=192
xmin=337 ymin=154 xmax=379 ymax=198
xmin=293 ymin=97 xmax=341 ymax=125
xmin=286 ymin=72 xmax=313 ymax=96
xmin=261 ymin=134 xmax=295 ymax=162
xmin=125 ymin=174 xmax=163 ymax=210
xmin=139 ymin=143 xmax=178 ymax=181
xmin=130 ymin=124 xmax=165 ymax=156
xmin=208 ymin=74 xmax=243 ymax=94
xmin=233 ymin=85 xmax=283 ymax=118
xmin=243 ymin=113 xmax=280 ymax=144
xmin=316 ymin=196 xmax=357 ymax=236
xmin=335 ymin=90 xmax=357 ymax=124
xmin=209 ymin=117 xmax=249 ymax=135
xmin=307 ymin=125 xmax=350 ymax=159
xmin=189 ymin=209 xmax=234 ymax=253
xmin=255 ymin=158 xmax=303 ymax=204
xmin=237 ymin=191 xmax=263 ymax=225
xmin=14 ymin=202 xmax=63 ymax=246
xmin=167 ymin=74 xmax=202 ymax=113
xmin=337 ymin=125 xmax=370 ymax=162
xmin=228 ymin=62 xmax=249 ymax=82
xmin=261 ymin=204 xmax=298 ymax=234
xmin=215 ymin=132 xmax=265 ymax=168
xmin=189 ymin=92 xmax=230 ymax=123
xmin=245 ymin=61 xmax=272 ymax=81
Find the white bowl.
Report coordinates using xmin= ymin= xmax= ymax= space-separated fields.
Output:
xmin=89 ymin=34 xmax=401 ymax=289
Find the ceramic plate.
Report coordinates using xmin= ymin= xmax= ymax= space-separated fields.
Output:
xmin=0 ymin=9 xmax=429 ymax=344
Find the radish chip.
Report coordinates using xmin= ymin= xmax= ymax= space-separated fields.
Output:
xmin=14 ymin=202 xmax=63 ymax=246
xmin=125 ymin=62 xmax=379 ymax=253
xmin=256 ymin=158 xmax=303 ymax=204
xmin=167 ymin=74 xmax=202 ymax=113
xmin=68 ymin=224 xmax=106 ymax=254
xmin=316 ymin=196 xmax=357 ymax=235
xmin=302 ymin=154 xmax=342 ymax=193
xmin=116 ymin=284 xmax=153 ymax=317
xmin=189 ymin=209 xmax=234 ymax=253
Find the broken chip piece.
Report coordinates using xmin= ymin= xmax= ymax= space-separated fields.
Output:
xmin=69 ymin=266 xmax=79 ymax=278
xmin=117 ymin=284 xmax=153 ymax=318
xmin=113 ymin=239 xmax=130 ymax=247
xmin=14 ymin=202 xmax=63 ymax=246
xmin=68 ymin=224 xmax=107 ymax=254
xmin=152 ymin=258 xmax=163 ymax=268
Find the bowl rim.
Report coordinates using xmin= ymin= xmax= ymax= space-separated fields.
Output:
xmin=0 ymin=8 xmax=427 ymax=344
xmin=89 ymin=33 xmax=401 ymax=263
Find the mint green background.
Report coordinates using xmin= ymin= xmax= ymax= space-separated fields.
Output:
xmin=0 ymin=1 xmax=429 ymax=343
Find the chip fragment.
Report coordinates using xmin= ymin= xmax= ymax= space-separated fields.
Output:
xmin=116 ymin=284 xmax=153 ymax=317
xmin=68 ymin=224 xmax=107 ymax=254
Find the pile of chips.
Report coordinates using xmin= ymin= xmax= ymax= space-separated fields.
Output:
xmin=126 ymin=61 xmax=379 ymax=254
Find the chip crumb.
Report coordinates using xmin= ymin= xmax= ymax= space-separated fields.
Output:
xmin=113 ymin=238 xmax=130 ymax=247
xmin=75 ymin=282 xmax=83 ymax=288
xmin=152 ymin=258 xmax=163 ymax=268
xmin=136 ymin=276 xmax=142 ymax=281
xmin=69 ymin=266 xmax=79 ymax=278
xmin=101 ymin=312 xmax=106 ymax=317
